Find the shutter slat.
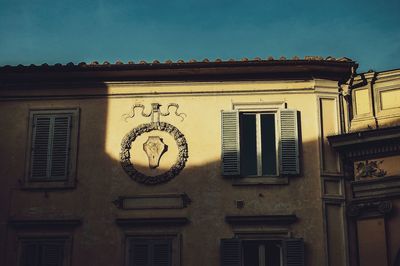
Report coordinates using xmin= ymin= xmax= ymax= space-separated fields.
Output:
xmin=284 ymin=238 xmax=304 ymax=266
xmin=153 ymin=240 xmax=171 ymax=266
xmin=130 ymin=240 xmax=149 ymax=266
xmin=30 ymin=113 xmax=72 ymax=180
xmin=42 ymin=244 xmax=63 ymax=266
xmin=220 ymin=238 xmax=242 ymax=266
xmin=31 ymin=116 xmax=51 ymax=178
xmin=279 ymin=109 xmax=300 ymax=175
xmin=50 ymin=115 xmax=71 ymax=179
xmin=221 ymin=111 xmax=240 ymax=175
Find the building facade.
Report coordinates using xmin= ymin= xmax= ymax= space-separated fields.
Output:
xmin=0 ymin=58 xmax=398 ymax=266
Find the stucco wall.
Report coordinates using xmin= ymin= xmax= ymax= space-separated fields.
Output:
xmin=0 ymin=79 xmax=340 ymax=265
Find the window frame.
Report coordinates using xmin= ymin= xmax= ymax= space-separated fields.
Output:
xmin=242 ymin=239 xmax=284 ymax=266
xmin=17 ymin=236 xmax=72 ymax=266
xmin=223 ymin=102 xmax=300 ymax=185
xmin=125 ymin=234 xmax=181 ymax=266
xmin=239 ymin=111 xmax=280 ymax=177
xmin=220 ymin=236 xmax=304 ymax=266
xmin=23 ymin=108 xmax=80 ymax=190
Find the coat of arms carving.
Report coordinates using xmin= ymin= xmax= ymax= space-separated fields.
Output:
xmin=120 ymin=103 xmax=188 ymax=185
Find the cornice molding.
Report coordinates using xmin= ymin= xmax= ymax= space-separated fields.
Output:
xmin=225 ymin=215 xmax=298 ymax=225
xmin=8 ymin=219 xmax=82 ymax=229
xmin=115 ymin=217 xmax=190 ymax=227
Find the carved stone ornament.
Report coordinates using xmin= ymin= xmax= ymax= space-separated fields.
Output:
xmin=143 ymin=136 xmax=168 ymax=169
xmin=347 ymin=200 xmax=392 ymax=218
xmin=355 ymin=160 xmax=387 ymax=179
xmin=120 ymin=122 xmax=188 ymax=185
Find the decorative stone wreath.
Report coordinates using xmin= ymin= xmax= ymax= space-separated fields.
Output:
xmin=120 ymin=122 xmax=188 ymax=185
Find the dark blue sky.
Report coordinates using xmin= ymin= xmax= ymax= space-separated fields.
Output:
xmin=1 ymin=0 xmax=399 ymax=72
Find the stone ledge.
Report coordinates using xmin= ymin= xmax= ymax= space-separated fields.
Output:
xmin=225 ymin=215 xmax=298 ymax=226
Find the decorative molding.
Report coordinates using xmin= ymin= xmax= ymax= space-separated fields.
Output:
xmin=120 ymin=122 xmax=188 ymax=185
xmin=122 ymin=103 xmax=186 ymax=123
xmin=328 ymin=125 xmax=400 ymax=160
xmin=225 ymin=215 xmax=298 ymax=226
xmin=352 ymin=175 xmax=400 ymax=199
xmin=113 ymin=193 xmax=191 ymax=210
xmin=347 ymin=200 xmax=392 ymax=218
xmin=8 ymin=219 xmax=82 ymax=229
xmin=115 ymin=217 xmax=189 ymax=227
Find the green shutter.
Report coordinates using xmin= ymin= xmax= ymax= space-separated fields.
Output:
xmin=30 ymin=114 xmax=71 ymax=180
xmin=279 ymin=109 xmax=299 ymax=175
xmin=152 ymin=240 xmax=171 ymax=266
xmin=221 ymin=111 xmax=240 ymax=175
xmin=284 ymin=238 xmax=304 ymax=266
xmin=220 ymin=238 xmax=242 ymax=266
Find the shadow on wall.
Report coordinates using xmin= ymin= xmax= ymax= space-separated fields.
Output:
xmin=2 ymin=80 xmax=400 ymax=266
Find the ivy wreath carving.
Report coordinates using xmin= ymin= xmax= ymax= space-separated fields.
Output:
xmin=120 ymin=122 xmax=188 ymax=185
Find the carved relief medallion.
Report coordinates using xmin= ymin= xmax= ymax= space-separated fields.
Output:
xmin=120 ymin=103 xmax=188 ymax=185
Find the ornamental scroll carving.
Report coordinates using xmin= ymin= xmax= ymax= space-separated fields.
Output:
xmin=347 ymin=200 xmax=392 ymax=218
xmin=120 ymin=103 xmax=188 ymax=185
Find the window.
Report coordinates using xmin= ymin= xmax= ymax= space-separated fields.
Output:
xmin=221 ymin=107 xmax=299 ymax=180
xmin=126 ymin=236 xmax=179 ymax=266
xmin=18 ymin=238 xmax=70 ymax=266
xmin=220 ymin=238 xmax=304 ymax=266
xmin=24 ymin=109 xmax=79 ymax=189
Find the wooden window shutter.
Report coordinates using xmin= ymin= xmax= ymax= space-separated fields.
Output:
xmin=41 ymin=243 xmax=64 ymax=266
xmin=221 ymin=111 xmax=240 ymax=176
xmin=279 ymin=109 xmax=300 ymax=175
xmin=20 ymin=243 xmax=39 ymax=266
xmin=50 ymin=115 xmax=71 ymax=179
xmin=31 ymin=116 xmax=52 ymax=179
xmin=129 ymin=239 xmax=150 ymax=266
xmin=284 ymin=238 xmax=305 ymax=266
xmin=152 ymin=240 xmax=171 ymax=266
xmin=31 ymin=114 xmax=71 ymax=180
xmin=220 ymin=238 xmax=242 ymax=266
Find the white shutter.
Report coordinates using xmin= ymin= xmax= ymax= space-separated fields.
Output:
xmin=221 ymin=111 xmax=240 ymax=176
xmin=279 ymin=109 xmax=299 ymax=175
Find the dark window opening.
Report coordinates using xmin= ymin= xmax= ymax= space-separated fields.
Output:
xmin=243 ymin=240 xmax=282 ymax=266
xmin=240 ymin=113 xmax=277 ymax=176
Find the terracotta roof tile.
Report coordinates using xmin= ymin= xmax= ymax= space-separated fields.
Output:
xmin=0 ymin=56 xmax=355 ymax=70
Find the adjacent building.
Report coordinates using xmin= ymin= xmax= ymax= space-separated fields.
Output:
xmin=0 ymin=57 xmax=399 ymax=266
